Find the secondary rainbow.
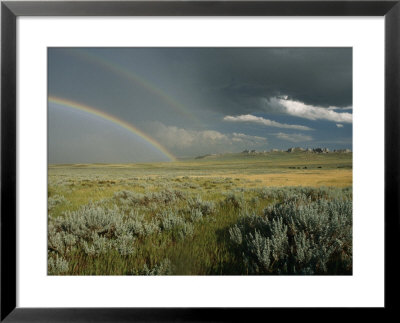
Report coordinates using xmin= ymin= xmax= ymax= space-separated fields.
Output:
xmin=49 ymin=96 xmax=176 ymax=162
xmin=69 ymin=49 xmax=200 ymax=125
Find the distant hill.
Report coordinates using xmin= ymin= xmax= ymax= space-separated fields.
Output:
xmin=193 ymin=148 xmax=351 ymax=161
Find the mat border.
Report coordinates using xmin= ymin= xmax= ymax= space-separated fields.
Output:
xmin=2 ymin=1 xmax=399 ymax=321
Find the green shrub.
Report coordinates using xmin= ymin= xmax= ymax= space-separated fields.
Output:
xmin=229 ymin=192 xmax=352 ymax=275
xmin=48 ymin=254 xmax=69 ymax=274
xmin=48 ymin=194 xmax=70 ymax=211
xmin=132 ymin=259 xmax=173 ymax=275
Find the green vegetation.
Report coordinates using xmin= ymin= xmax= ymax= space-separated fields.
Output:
xmin=48 ymin=152 xmax=352 ymax=275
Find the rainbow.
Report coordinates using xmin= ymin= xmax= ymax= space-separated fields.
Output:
xmin=67 ymin=49 xmax=200 ymax=125
xmin=49 ymin=96 xmax=176 ymax=162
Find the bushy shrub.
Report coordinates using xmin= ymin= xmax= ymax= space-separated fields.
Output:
xmin=113 ymin=233 xmax=136 ymax=256
xmin=229 ymin=192 xmax=352 ymax=275
xmin=113 ymin=190 xmax=145 ymax=205
xmin=48 ymin=226 xmax=77 ymax=255
xmin=254 ymin=186 xmax=352 ymax=203
xmin=113 ymin=189 xmax=187 ymax=207
xmin=222 ymin=193 xmax=246 ymax=209
xmin=158 ymin=210 xmax=194 ymax=240
xmin=177 ymin=222 xmax=194 ymax=240
xmin=159 ymin=210 xmax=185 ymax=231
xmin=132 ymin=259 xmax=173 ymax=275
xmin=48 ymin=194 xmax=70 ymax=211
xmin=48 ymin=204 xmax=141 ymax=266
xmin=188 ymin=196 xmax=216 ymax=217
xmin=48 ymin=254 xmax=69 ymax=274
xmin=151 ymin=189 xmax=186 ymax=204
xmin=82 ymin=233 xmax=113 ymax=256
xmin=190 ymin=208 xmax=203 ymax=222
xmin=53 ymin=204 xmax=124 ymax=240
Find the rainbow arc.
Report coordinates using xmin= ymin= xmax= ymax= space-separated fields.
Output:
xmin=49 ymin=96 xmax=176 ymax=162
xmin=68 ymin=49 xmax=200 ymax=125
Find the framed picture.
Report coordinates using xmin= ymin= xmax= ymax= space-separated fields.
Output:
xmin=1 ymin=0 xmax=398 ymax=320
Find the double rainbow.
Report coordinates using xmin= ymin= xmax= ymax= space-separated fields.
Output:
xmin=49 ymin=96 xmax=176 ymax=162
xmin=67 ymin=49 xmax=200 ymax=125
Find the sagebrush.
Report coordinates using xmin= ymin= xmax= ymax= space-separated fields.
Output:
xmin=48 ymin=178 xmax=352 ymax=275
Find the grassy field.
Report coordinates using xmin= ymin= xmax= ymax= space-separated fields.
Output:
xmin=48 ymin=152 xmax=352 ymax=275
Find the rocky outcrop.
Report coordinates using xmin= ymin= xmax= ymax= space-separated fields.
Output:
xmin=287 ymin=147 xmax=305 ymax=153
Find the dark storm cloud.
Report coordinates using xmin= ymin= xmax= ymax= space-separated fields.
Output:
xmin=48 ymin=47 xmax=351 ymax=120
xmin=192 ymin=48 xmax=352 ymax=115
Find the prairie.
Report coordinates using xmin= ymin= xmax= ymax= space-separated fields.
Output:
xmin=48 ymin=152 xmax=352 ymax=275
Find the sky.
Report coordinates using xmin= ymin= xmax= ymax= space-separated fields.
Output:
xmin=48 ymin=47 xmax=352 ymax=163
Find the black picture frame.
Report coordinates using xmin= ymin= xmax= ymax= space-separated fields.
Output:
xmin=1 ymin=0 xmax=399 ymax=321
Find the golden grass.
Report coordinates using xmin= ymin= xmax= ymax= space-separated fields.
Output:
xmin=187 ymin=169 xmax=352 ymax=187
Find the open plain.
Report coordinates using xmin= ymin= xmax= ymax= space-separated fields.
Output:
xmin=48 ymin=152 xmax=352 ymax=275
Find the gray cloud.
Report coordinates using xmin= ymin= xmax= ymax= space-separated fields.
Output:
xmin=223 ymin=114 xmax=313 ymax=130
xmin=148 ymin=122 xmax=267 ymax=156
xmin=275 ymin=132 xmax=313 ymax=143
